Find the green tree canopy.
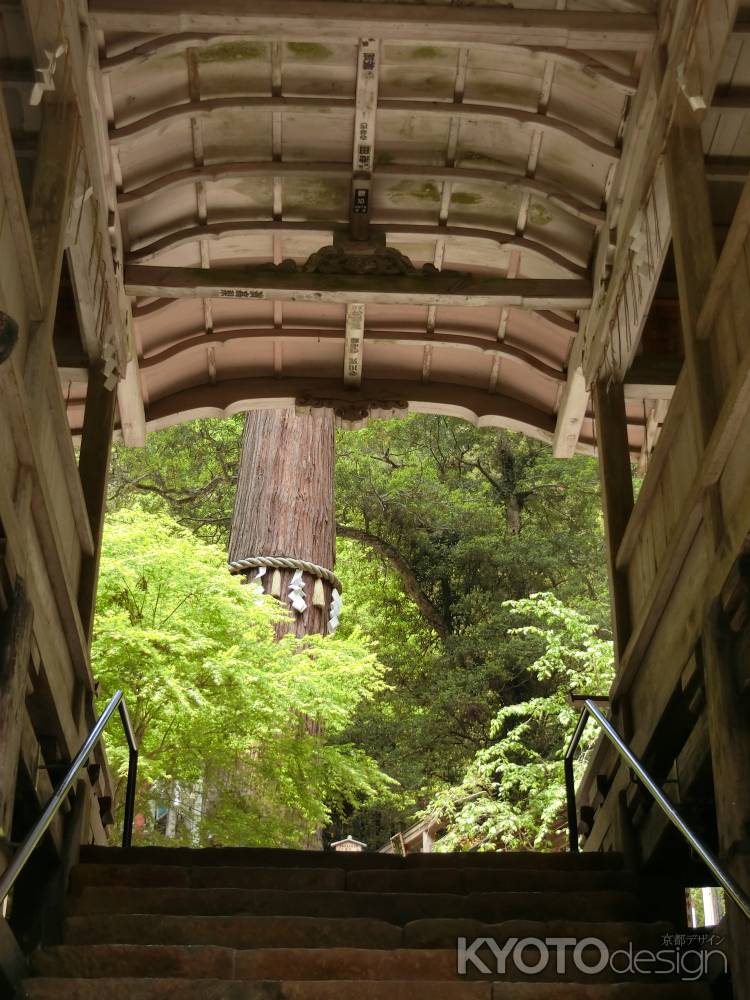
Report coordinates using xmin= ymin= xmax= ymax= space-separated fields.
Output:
xmin=424 ymin=593 xmax=614 ymax=851
xmin=94 ymin=507 xmax=395 ymax=846
xmin=107 ymin=413 xmax=611 ymax=848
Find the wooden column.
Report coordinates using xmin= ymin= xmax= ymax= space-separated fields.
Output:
xmin=77 ymin=366 xmax=117 ymax=642
xmin=228 ymin=407 xmax=336 ymax=639
xmin=593 ymin=378 xmax=634 ymax=667
xmin=702 ymin=600 xmax=750 ymax=996
xmin=664 ymin=93 xmax=723 ymax=540
xmin=24 ymin=102 xmax=80 ymax=396
xmin=0 ymin=579 xmax=33 ymax=849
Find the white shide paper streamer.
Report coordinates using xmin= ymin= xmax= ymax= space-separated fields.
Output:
xmin=328 ymin=588 xmax=343 ymax=634
xmin=288 ymin=569 xmax=307 ymax=613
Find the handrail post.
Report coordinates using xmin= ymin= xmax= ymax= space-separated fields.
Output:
xmin=121 ymin=745 xmax=138 ymax=849
xmin=564 ymin=706 xmax=590 ymax=853
xmin=0 ymin=689 xmax=139 ymax=905
xmin=564 ymin=755 xmax=579 ymax=853
xmin=118 ymin=699 xmax=138 ymax=848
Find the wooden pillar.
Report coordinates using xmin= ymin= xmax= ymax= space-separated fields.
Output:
xmin=664 ymin=93 xmax=723 ymax=540
xmin=702 ymin=600 xmax=750 ymax=996
xmin=77 ymin=366 xmax=117 ymax=642
xmin=593 ymin=378 xmax=634 ymax=667
xmin=228 ymin=407 xmax=336 ymax=639
xmin=0 ymin=579 xmax=33 ymax=850
xmin=24 ymin=101 xmax=80 ymax=395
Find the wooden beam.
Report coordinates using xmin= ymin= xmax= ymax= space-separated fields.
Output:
xmin=22 ymin=0 xmax=129 ymax=377
xmin=664 ymin=94 xmax=722 ymax=542
xmin=110 ymin=96 xmax=619 ymax=161
xmin=0 ymin=353 xmax=94 ymax=690
xmin=124 ymin=264 xmax=592 ymax=308
xmin=666 ymin=97 xmax=718 ymax=355
xmin=547 ymin=161 xmax=669 ymax=455
xmin=0 ymin=916 xmax=27 ymax=996
xmin=637 ymin=397 xmax=669 ymax=474
xmin=26 ymin=102 xmax=80 ymax=308
xmin=553 ymin=364 xmax=588 ymax=457
xmin=90 ymin=1 xmax=656 ymax=50
xmin=622 ymin=356 xmax=681 ymax=399
xmin=702 ymin=601 xmax=750 ymax=995
xmin=705 ymin=158 xmax=750 ymax=183
xmin=77 ymin=366 xmax=117 ymax=642
xmin=710 ymin=90 xmax=750 ymax=113
xmin=581 ymin=0 xmax=736 ymax=389
xmin=116 ymin=357 xmax=146 ymax=447
xmin=552 ymin=319 xmax=589 ymax=458
xmin=699 ymin=168 xmax=750 ymax=339
xmin=58 ymin=366 xmax=89 ymax=384
xmin=0 ymin=70 xmax=42 ymax=322
xmin=0 ymin=578 xmax=33 ymax=844
xmin=593 ymin=378 xmax=634 ymax=666
xmin=614 ymin=325 xmax=750 ymax=699
xmin=142 ymin=375 xmax=558 ymax=442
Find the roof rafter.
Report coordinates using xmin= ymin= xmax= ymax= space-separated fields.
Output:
xmin=90 ymin=1 xmax=656 ymax=51
xmin=110 ymin=96 xmax=620 ymax=160
xmin=118 ymin=162 xmax=604 ymax=227
xmin=126 ymin=221 xmax=589 ymax=276
xmin=99 ymin=34 xmax=638 ymax=94
xmin=138 ymin=326 xmax=567 ymax=383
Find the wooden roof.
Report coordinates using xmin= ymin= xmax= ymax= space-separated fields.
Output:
xmin=20 ymin=0 xmax=744 ymax=456
xmin=38 ymin=0 xmax=644 ymax=452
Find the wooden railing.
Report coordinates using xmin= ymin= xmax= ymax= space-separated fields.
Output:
xmin=615 ymin=171 xmax=750 ymax=692
xmin=578 ymin=170 xmax=750 ymax=865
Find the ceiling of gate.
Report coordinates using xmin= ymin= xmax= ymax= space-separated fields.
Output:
xmin=80 ymin=2 xmax=657 ymax=453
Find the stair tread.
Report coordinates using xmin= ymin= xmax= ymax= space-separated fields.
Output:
xmin=79 ymin=847 xmax=624 ymax=872
xmin=69 ymin=864 xmax=641 ymax=894
xmin=28 ymin=849 xmax=713 ymax=994
xmin=63 ymin=912 xmax=673 ymax=950
xmin=67 ymin=885 xmax=643 ymax=923
xmin=19 ymin=978 xmax=711 ymax=999
xmin=35 ymin=942 xmax=712 ymax=984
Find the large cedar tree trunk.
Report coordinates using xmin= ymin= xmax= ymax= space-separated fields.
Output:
xmin=229 ymin=408 xmax=336 ymax=639
xmin=229 ymin=408 xmax=336 ymax=848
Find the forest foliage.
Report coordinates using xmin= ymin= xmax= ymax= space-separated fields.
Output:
xmin=95 ymin=507 xmax=394 ymax=845
xmin=104 ymin=412 xmax=612 ymax=849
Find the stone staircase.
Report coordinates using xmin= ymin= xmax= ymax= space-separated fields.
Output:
xmin=19 ymin=846 xmax=713 ymax=998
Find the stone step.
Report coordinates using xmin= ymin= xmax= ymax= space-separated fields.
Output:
xmin=34 ymin=942 xmax=724 ymax=984
xmin=69 ymin=864 xmax=641 ymax=896
xmin=69 ymin=865 xmax=347 ymax=893
xmin=67 ymin=886 xmax=643 ymax=923
xmin=79 ymin=846 xmax=624 ymax=872
xmin=63 ymin=913 xmax=672 ymax=952
xmin=65 ymin=914 xmax=402 ymax=949
xmin=19 ymin=978 xmax=711 ymax=999
xmin=346 ymin=869 xmax=651 ymax=895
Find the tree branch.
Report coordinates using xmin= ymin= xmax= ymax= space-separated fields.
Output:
xmin=336 ymin=524 xmax=451 ymax=641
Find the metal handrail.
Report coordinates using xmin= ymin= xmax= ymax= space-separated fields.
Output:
xmin=0 ymin=689 xmax=138 ymax=904
xmin=565 ymin=697 xmax=750 ymax=922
